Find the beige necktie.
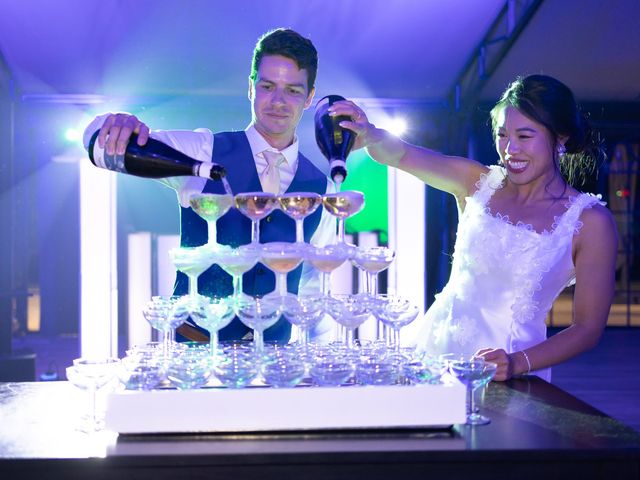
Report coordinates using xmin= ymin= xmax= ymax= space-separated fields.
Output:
xmin=260 ymin=150 xmax=286 ymax=195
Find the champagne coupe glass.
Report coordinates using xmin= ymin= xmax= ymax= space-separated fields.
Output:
xmin=353 ymin=246 xmax=396 ymax=341
xmin=352 ymin=246 xmax=396 ymax=296
xmin=66 ymin=357 xmax=120 ymax=432
xmin=190 ymin=296 xmax=236 ymax=358
xmin=449 ymin=357 xmax=498 ymax=425
xmin=234 ymin=192 xmax=279 ymax=244
xmin=306 ymin=243 xmax=354 ymax=296
xmin=324 ymin=293 xmax=373 ymax=350
xmin=261 ymin=242 xmax=309 ymax=297
xmin=189 ymin=193 xmax=234 ymax=249
xmin=142 ymin=295 xmax=189 ymax=361
xmin=322 ymin=191 xmax=365 ymax=244
xmin=468 ymin=361 xmax=498 ymax=424
xmin=169 ymin=246 xmax=217 ymax=299
xmin=166 ymin=348 xmax=213 ymax=390
xmin=372 ymin=295 xmax=420 ymax=354
xmin=278 ymin=192 xmax=322 ymax=243
xmin=215 ymin=244 xmax=262 ymax=300
xmin=281 ymin=294 xmax=325 ymax=358
xmin=234 ymin=295 xmax=283 ymax=357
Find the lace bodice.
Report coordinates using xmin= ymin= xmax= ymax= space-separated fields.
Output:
xmin=414 ymin=166 xmax=604 ymax=380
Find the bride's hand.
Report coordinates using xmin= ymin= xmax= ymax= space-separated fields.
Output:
xmin=475 ymin=347 xmax=513 ymax=381
xmin=328 ymin=100 xmax=382 ymax=151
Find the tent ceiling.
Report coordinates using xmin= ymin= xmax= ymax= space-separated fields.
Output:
xmin=1 ymin=0 xmax=638 ymax=106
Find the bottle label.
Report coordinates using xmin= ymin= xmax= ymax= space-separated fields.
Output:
xmin=92 ymin=143 xmax=126 ymax=173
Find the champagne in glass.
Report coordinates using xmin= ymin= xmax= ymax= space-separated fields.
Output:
xmin=189 ymin=193 xmax=234 ymax=249
xmin=307 ymin=243 xmax=354 ymax=296
xmin=314 ymin=94 xmax=357 ymax=189
xmin=322 ymin=191 xmax=365 ymax=244
xmin=234 ymin=192 xmax=279 ymax=244
xmin=261 ymin=242 xmax=308 ymax=296
xmin=278 ymin=192 xmax=322 ymax=243
xmin=352 ymin=246 xmax=396 ymax=296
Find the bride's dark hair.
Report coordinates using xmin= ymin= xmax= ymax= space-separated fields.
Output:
xmin=490 ymin=74 xmax=604 ymax=186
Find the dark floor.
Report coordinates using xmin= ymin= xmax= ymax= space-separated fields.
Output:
xmin=6 ymin=327 xmax=640 ymax=433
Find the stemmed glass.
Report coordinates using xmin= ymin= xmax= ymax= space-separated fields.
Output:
xmin=169 ymin=246 xmax=217 ymax=299
xmin=142 ymin=295 xmax=190 ymax=361
xmin=261 ymin=242 xmax=308 ymax=296
xmin=448 ymin=357 xmax=498 ymax=425
xmin=352 ymin=246 xmax=396 ymax=296
xmin=281 ymin=294 xmax=325 ymax=358
xmin=189 ymin=193 xmax=234 ymax=249
xmin=234 ymin=295 xmax=283 ymax=357
xmin=189 ymin=296 xmax=236 ymax=358
xmin=306 ymin=243 xmax=354 ymax=296
xmin=234 ymin=192 xmax=279 ymax=244
xmin=278 ymin=192 xmax=322 ymax=243
xmin=372 ymin=295 xmax=420 ymax=353
xmin=322 ymin=191 xmax=365 ymax=244
xmin=66 ymin=357 xmax=120 ymax=432
xmin=215 ymin=244 xmax=262 ymax=299
xmin=324 ymin=293 xmax=373 ymax=350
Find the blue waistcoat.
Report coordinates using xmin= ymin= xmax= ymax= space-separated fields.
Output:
xmin=174 ymin=131 xmax=327 ymax=342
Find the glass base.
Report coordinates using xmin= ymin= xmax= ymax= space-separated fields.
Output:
xmin=466 ymin=413 xmax=491 ymax=425
xmin=76 ymin=414 xmax=105 ymax=433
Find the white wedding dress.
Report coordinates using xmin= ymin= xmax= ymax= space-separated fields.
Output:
xmin=414 ymin=165 xmax=604 ymax=381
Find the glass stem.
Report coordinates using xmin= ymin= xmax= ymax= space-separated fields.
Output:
xmin=162 ymin=330 xmax=171 ymax=360
xmin=345 ymin=327 xmax=355 ymax=348
xmin=254 ymin=329 xmax=264 ymax=356
xmin=337 ymin=218 xmax=345 ymax=243
xmin=321 ymin=272 xmax=331 ymax=296
xmin=300 ymin=328 xmax=310 ymax=351
xmin=295 ymin=219 xmax=305 ymax=243
xmin=90 ymin=386 xmax=97 ymax=429
xmin=369 ymin=273 xmax=378 ymax=296
xmin=209 ymin=331 xmax=219 ymax=358
xmin=393 ymin=327 xmax=401 ymax=353
xmin=251 ymin=220 xmax=260 ymax=244
xmin=207 ymin=221 xmax=218 ymax=248
xmin=277 ymin=273 xmax=287 ymax=296
xmin=467 ymin=385 xmax=474 ymax=417
xmin=188 ymin=275 xmax=198 ymax=297
xmin=233 ymin=275 xmax=243 ymax=299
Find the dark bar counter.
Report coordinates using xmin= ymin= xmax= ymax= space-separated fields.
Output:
xmin=1 ymin=377 xmax=639 ymax=479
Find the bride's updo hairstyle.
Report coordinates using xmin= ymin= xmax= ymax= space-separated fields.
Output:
xmin=490 ymin=74 xmax=604 ymax=186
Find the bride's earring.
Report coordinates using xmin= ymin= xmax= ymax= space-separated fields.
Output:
xmin=556 ymin=143 xmax=567 ymax=158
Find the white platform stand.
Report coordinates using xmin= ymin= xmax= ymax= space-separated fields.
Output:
xmin=105 ymin=382 xmax=466 ymax=434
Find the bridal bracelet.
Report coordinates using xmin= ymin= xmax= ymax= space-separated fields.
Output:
xmin=521 ymin=350 xmax=532 ymax=375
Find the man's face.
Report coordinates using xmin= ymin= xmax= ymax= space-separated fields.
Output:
xmin=249 ymin=54 xmax=315 ymax=149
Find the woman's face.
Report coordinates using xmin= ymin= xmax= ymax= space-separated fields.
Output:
xmin=494 ymin=106 xmax=558 ymax=187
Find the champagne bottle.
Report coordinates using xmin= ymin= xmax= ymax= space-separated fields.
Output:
xmin=314 ymin=94 xmax=356 ymax=186
xmin=88 ymin=130 xmax=227 ymax=181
